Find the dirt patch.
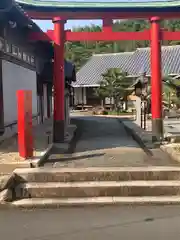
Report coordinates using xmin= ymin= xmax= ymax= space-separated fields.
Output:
xmin=0 ymin=119 xmax=52 ymax=175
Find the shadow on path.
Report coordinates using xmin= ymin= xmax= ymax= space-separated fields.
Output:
xmin=53 ymin=116 xmax=148 ymax=168
xmin=71 ymin=116 xmax=140 ymax=153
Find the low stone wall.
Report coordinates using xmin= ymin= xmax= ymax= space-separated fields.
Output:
xmin=122 ymin=120 xmax=154 ymax=149
xmin=161 ymin=144 xmax=180 ymax=164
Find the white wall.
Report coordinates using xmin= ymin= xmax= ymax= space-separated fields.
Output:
xmin=74 ymin=88 xmax=80 ymax=105
xmin=2 ymin=60 xmax=37 ymax=124
xmin=43 ymin=84 xmax=48 ymax=120
xmin=105 ymin=97 xmax=114 ymax=105
xmin=74 ymin=87 xmax=87 ymax=105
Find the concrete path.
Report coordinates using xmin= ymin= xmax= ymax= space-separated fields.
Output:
xmin=1 ymin=206 xmax=180 ymax=239
xmin=54 ymin=116 xmax=149 ymax=167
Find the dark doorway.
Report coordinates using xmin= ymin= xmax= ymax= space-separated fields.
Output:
xmin=86 ymin=87 xmax=101 ymax=106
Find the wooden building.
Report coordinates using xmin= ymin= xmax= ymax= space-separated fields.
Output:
xmin=0 ymin=2 xmax=76 ymax=140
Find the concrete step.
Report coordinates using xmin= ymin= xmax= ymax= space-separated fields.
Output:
xmin=12 ymin=196 xmax=180 ymax=208
xmin=15 ymin=181 xmax=180 ymax=199
xmin=13 ymin=167 xmax=180 ymax=183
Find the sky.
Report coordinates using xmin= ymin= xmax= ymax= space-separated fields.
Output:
xmin=34 ymin=0 xmax=168 ymax=31
xmin=34 ymin=19 xmax=101 ymax=31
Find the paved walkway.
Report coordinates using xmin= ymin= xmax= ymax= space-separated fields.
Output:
xmin=1 ymin=206 xmax=180 ymax=240
xmin=54 ymin=116 xmax=173 ymax=168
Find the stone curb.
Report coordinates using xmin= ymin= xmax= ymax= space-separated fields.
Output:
xmin=120 ymin=120 xmax=153 ymax=156
xmin=0 ymin=174 xmax=16 ymax=191
xmin=93 ymin=114 xmax=133 ymax=119
xmin=0 ymin=172 xmax=20 ymax=206
xmin=160 ymin=144 xmax=180 ymax=164
xmin=8 ymin=197 xmax=180 ymax=209
xmin=36 ymin=125 xmax=78 ymax=167
xmin=37 ymin=144 xmax=53 ymax=167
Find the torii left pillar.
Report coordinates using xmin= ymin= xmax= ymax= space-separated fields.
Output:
xmin=53 ymin=17 xmax=66 ymax=143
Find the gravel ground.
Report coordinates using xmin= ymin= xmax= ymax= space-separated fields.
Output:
xmin=0 ymin=119 xmax=52 ymax=164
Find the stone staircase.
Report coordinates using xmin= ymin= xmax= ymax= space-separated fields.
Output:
xmin=10 ymin=166 xmax=180 ymax=208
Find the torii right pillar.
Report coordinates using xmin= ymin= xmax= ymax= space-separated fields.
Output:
xmin=150 ymin=17 xmax=163 ymax=141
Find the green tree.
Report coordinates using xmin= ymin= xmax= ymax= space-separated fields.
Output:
xmin=96 ymin=68 xmax=132 ymax=110
xmin=163 ymin=76 xmax=180 ymax=107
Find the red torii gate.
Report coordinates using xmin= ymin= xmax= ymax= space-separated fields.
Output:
xmin=29 ymin=17 xmax=180 ymax=142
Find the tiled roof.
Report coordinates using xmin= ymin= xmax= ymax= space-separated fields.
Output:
xmin=1 ymin=0 xmax=44 ymax=33
xmin=129 ymin=45 xmax=180 ymax=76
xmin=15 ymin=0 xmax=180 ymax=9
xmin=73 ymin=52 xmax=134 ymax=87
xmin=73 ymin=45 xmax=180 ymax=87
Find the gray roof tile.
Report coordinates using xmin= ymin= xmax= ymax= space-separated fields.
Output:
xmin=129 ymin=45 xmax=180 ymax=76
xmin=73 ymin=52 xmax=133 ymax=87
xmin=73 ymin=45 xmax=180 ymax=87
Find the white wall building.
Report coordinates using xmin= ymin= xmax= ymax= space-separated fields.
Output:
xmin=2 ymin=60 xmax=38 ymax=124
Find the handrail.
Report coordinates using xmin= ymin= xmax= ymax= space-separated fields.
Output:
xmin=4 ymin=114 xmax=39 ymax=129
